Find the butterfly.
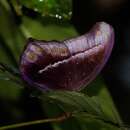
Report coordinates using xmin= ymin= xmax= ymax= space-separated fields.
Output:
xmin=20 ymin=22 xmax=114 ymax=91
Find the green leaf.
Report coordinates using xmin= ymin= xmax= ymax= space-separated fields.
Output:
xmin=75 ymin=116 xmax=121 ymax=130
xmin=42 ymin=78 xmax=123 ymax=130
xmin=21 ymin=16 xmax=77 ymax=40
xmin=86 ymin=78 xmax=123 ymax=126
xmin=20 ymin=0 xmax=72 ymax=20
xmin=46 ymin=91 xmax=104 ymax=116
xmin=42 ymin=89 xmax=123 ymax=130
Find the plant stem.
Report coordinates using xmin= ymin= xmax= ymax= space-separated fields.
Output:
xmin=0 ymin=111 xmax=129 ymax=130
xmin=0 ymin=112 xmax=72 ymax=130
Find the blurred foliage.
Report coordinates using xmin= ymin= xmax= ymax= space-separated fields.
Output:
xmin=20 ymin=0 xmax=72 ymax=20
xmin=21 ymin=16 xmax=77 ymax=40
xmin=0 ymin=0 xmax=125 ymax=130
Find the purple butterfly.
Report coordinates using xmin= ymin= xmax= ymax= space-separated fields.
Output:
xmin=20 ymin=22 xmax=114 ymax=91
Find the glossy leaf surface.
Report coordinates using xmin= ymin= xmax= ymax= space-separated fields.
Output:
xmin=20 ymin=0 xmax=72 ymax=20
